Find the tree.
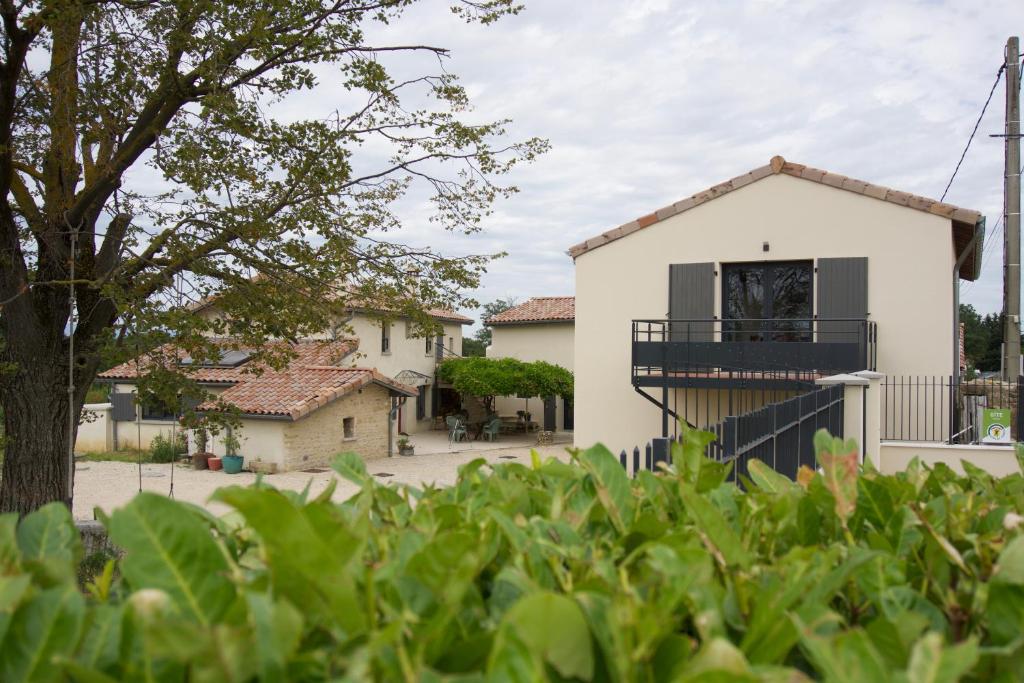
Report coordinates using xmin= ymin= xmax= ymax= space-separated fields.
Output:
xmin=0 ymin=1 xmax=547 ymax=515
xmin=437 ymin=356 xmax=571 ymax=414
xmin=461 ymin=337 xmax=486 ymax=357
xmin=474 ymin=296 xmax=518 ymax=345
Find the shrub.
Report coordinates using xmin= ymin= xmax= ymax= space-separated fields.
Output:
xmin=149 ymin=432 xmax=187 ymax=463
xmin=2 ymin=431 xmax=1024 ymax=680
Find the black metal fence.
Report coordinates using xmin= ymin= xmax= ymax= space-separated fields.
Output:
xmin=620 ymin=383 xmax=845 ymax=482
xmin=881 ymin=375 xmax=1024 ymax=444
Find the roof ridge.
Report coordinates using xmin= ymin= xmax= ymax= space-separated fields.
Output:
xmin=566 ymin=155 xmax=983 ymax=261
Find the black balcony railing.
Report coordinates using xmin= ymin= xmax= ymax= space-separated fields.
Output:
xmin=632 ymin=317 xmax=877 ymax=388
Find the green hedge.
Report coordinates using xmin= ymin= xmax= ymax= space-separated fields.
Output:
xmin=2 ymin=429 xmax=1024 ymax=681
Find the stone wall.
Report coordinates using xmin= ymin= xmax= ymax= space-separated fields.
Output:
xmin=282 ymin=383 xmax=392 ymax=470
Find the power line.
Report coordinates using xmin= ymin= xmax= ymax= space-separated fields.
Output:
xmin=941 ymin=64 xmax=1005 ymax=202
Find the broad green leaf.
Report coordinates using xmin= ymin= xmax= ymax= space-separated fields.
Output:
xmin=857 ymin=476 xmax=895 ymax=530
xmin=0 ymin=585 xmax=85 ymax=683
xmin=107 ymin=492 xmax=234 ymax=625
xmin=577 ymin=443 xmax=635 ymax=534
xmin=331 ymin=451 xmax=371 ymax=487
xmin=992 ymin=535 xmax=1024 ymax=585
xmin=246 ymin=593 xmax=302 ymax=682
xmin=73 ymin=604 xmax=123 ymax=674
xmin=678 ymin=483 xmax=751 ymax=569
xmin=681 ymin=638 xmax=755 ymax=681
xmin=16 ymin=503 xmax=81 ymax=585
xmin=489 ymin=591 xmax=593 ymax=680
xmin=747 ymin=459 xmax=799 ymax=494
xmin=212 ymin=486 xmax=367 ymax=636
xmin=0 ymin=575 xmax=32 ymax=646
xmin=905 ymin=632 xmax=978 ymax=683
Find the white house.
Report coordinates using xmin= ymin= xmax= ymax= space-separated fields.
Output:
xmin=486 ymin=297 xmax=575 ymax=433
xmin=569 ymin=156 xmax=984 ymax=454
xmin=193 ymin=299 xmax=472 ymax=434
xmin=93 ymin=338 xmax=418 ymax=471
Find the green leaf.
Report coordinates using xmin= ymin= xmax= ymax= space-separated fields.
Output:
xmin=992 ymin=535 xmax=1024 ymax=585
xmin=16 ymin=503 xmax=81 ymax=585
xmin=246 ymin=593 xmax=303 ymax=682
xmin=747 ymin=459 xmax=799 ymax=494
xmin=489 ymin=591 xmax=593 ymax=681
xmin=682 ymin=637 xmax=755 ymax=680
xmin=212 ymin=486 xmax=366 ymax=636
xmin=814 ymin=429 xmax=859 ymax=524
xmin=331 ymin=451 xmax=371 ymax=488
xmin=678 ymin=482 xmax=751 ymax=569
xmin=577 ymin=443 xmax=635 ymax=534
xmin=0 ymin=575 xmax=32 ymax=646
xmin=0 ymin=585 xmax=85 ymax=683
xmin=905 ymin=632 xmax=978 ymax=683
xmin=107 ymin=492 xmax=235 ymax=625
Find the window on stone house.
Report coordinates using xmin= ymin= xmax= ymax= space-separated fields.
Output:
xmin=381 ymin=321 xmax=391 ymax=354
xmin=343 ymin=417 xmax=355 ymax=440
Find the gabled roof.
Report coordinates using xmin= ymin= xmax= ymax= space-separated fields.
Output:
xmin=98 ymin=338 xmax=357 ymax=383
xmin=486 ymin=297 xmax=575 ymax=325
xmin=567 ymin=156 xmax=985 ymax=280
xmin=199 ymin=366 xmax=417 ymax=420
xmin=99 ymin=337 xmax=416 ymax=420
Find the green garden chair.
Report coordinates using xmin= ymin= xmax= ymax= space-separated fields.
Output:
xmin=446 ymin=416 xmax=467 ymax=445
xmin=482 ymin=417 xmax=501 ymax=442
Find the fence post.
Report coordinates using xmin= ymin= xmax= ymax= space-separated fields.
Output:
xmin=652 ymin=437 xmax=670 ymax=470
xmin=633 ymin=446 xmax=640 ymax=476
xmin=619 ymin=450 xmax=627 ymax=471
xmin=1018 ymin=376 xmax=1024 ymax=442
xmin=645 ymin=443 xmax=652 ymax=472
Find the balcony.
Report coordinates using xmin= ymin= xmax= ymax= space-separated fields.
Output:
xmin=632 ymin=318 xmax=877 ymax=389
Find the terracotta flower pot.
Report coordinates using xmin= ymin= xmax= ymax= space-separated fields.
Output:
xmin=208 ymin=457 xmax=223 ymax=471
xmin=191 ymin=452 xmax=212 ymax=470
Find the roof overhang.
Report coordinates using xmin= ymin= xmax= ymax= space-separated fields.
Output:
xmin=487 ymin=318 xmax=575 ymax=327
xmin=954 ymin=216 xmax=985 ymax=281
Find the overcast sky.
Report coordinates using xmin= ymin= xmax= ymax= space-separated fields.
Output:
xmin=333 ymin=1 xmax=1021 ymax=326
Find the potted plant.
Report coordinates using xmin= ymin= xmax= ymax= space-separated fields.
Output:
xmin=397 ymin=437 xmax=415 ymax=457
xmin=191 ymin=428 xmax=211 ymax=470
xmin=221 ymin=430 xmax=244 ymax=474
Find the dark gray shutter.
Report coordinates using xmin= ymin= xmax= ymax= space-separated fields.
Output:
xmin=817 ymin=257 xmax=868 ymax=344
xmin=435 ymin=334 xmax=444 ymax=361
xmin=111 ymin=391 xmax=137 ymax=421
xmin=668 ymin=263 xmax=715 ymax=341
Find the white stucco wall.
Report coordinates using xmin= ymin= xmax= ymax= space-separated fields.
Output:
xmin=574 ymin=173 xmax=959 ymax=454
xmin=488 ymin=322 xmax=575 ymax=432
xmin=878 ymin=442 xmax=1018 ymax=478
xmin=75 ymin=403 xmax=113 ymax=453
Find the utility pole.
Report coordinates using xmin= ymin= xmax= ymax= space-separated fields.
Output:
xmin=1003 ymin=36 xmax=1021 ymax=380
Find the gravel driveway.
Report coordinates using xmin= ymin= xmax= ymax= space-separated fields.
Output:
xmin=72 ymin=443 xmax=572 ymax=520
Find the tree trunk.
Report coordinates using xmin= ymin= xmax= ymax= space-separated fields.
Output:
xmin=0 ymin=360 xmax=78 ymax=516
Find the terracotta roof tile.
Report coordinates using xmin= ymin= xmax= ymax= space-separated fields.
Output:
xmin=200 ymin=366 xmax=417 ymax=420
xmin=566 ymin=156 xmax=985 ymax=281
xmin=486 ymin=297 xmax=575 ymax=325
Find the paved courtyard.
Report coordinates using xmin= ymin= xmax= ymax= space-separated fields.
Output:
xmin=72 ymin=431 xmax=575 ymax=520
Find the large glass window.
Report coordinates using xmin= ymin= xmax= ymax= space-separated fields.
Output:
xmin=722 ymin=261 xmax=812 ymax=341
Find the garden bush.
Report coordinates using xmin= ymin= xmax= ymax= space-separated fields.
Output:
xmin=2 ymin=429 xmax=1024 ymax=681
xmin=148 ymin=432 xmax=187 ymax=464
